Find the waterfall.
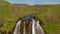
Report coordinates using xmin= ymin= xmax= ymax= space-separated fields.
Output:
xmin=13 ymin=15 xmax=45 ymax=34
xmin=32 ymin=19 xmax=36 ymax=34
xmin=36 ymin=21 xmax=45 ymax=34
xmin=32 ymin=19 xmax=45 ymax=34
xmin=23 ymin=21 xmax=25 ymax=34
xmin=13 ymin=20 xmax=21 ymax=34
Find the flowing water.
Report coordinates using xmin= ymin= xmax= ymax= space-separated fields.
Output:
xmin=32 ymin=19 xmax=36 ymax=34
xmin=36 ymin=20 xmax=45 ymax=34
xmin=23 ymin=22 xmax=25 ymax=34
xmin=32 ymin=19 xmax=45 ymax=34
xmin=13 ymin=20 xmax=21 ymax=34
xmin=13 ymin=17 xmax=45 ymax=34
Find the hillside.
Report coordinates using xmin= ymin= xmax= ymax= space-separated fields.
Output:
xmin=0 ymin=0 xmax=60 ymax=34
xmin=13 ymin=4 xmax=60 ymax=34
xmin=0 ymin=0 xmax=18 ymax=34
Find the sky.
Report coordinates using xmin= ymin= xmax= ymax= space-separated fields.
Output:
xmin=5 ymin=0 xmax=60 ymax=5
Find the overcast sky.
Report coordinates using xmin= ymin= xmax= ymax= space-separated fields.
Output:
xmin=5 ymin=0 xmax=60 ymax=5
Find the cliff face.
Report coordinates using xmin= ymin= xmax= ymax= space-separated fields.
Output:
xmin=20 ymin=19 xmax=32 ymax=34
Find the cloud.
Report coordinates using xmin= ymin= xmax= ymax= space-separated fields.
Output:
xmin=40 ymin=0 xmax=59 ymax=4
xmin=27 ymin=3 xmax=35 ymax=6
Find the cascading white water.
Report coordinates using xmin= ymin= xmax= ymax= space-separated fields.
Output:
xmin=13 ymin=20 xmax=21 ymax=34
xmin=23 ymin=21 xmax=25 ymax=34
xmin=32 ymin=19 xmax=36 ymax=34
xmin=13 ymin=17 xmax=45 ymax=34
xmin=36 ymin=21 xmax=45 ymax=34
xmin=32 ymin=19 xmax=45 ymax=34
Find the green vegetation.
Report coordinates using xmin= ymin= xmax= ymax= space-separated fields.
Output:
xmin=0 ymin=0 xmax=60 ymax=34
xmin=0 ymin=0 xmax=17 ymax=34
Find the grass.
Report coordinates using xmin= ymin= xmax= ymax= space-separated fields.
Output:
xmin=0 ymin=0 xmax=60 ymax=34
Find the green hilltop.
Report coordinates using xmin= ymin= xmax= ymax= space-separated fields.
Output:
xmin=0 ymin=0 xmax=60 ymax=34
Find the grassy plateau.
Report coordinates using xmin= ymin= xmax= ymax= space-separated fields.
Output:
xmin=0 ymin=0 xmax=60 ymax=34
